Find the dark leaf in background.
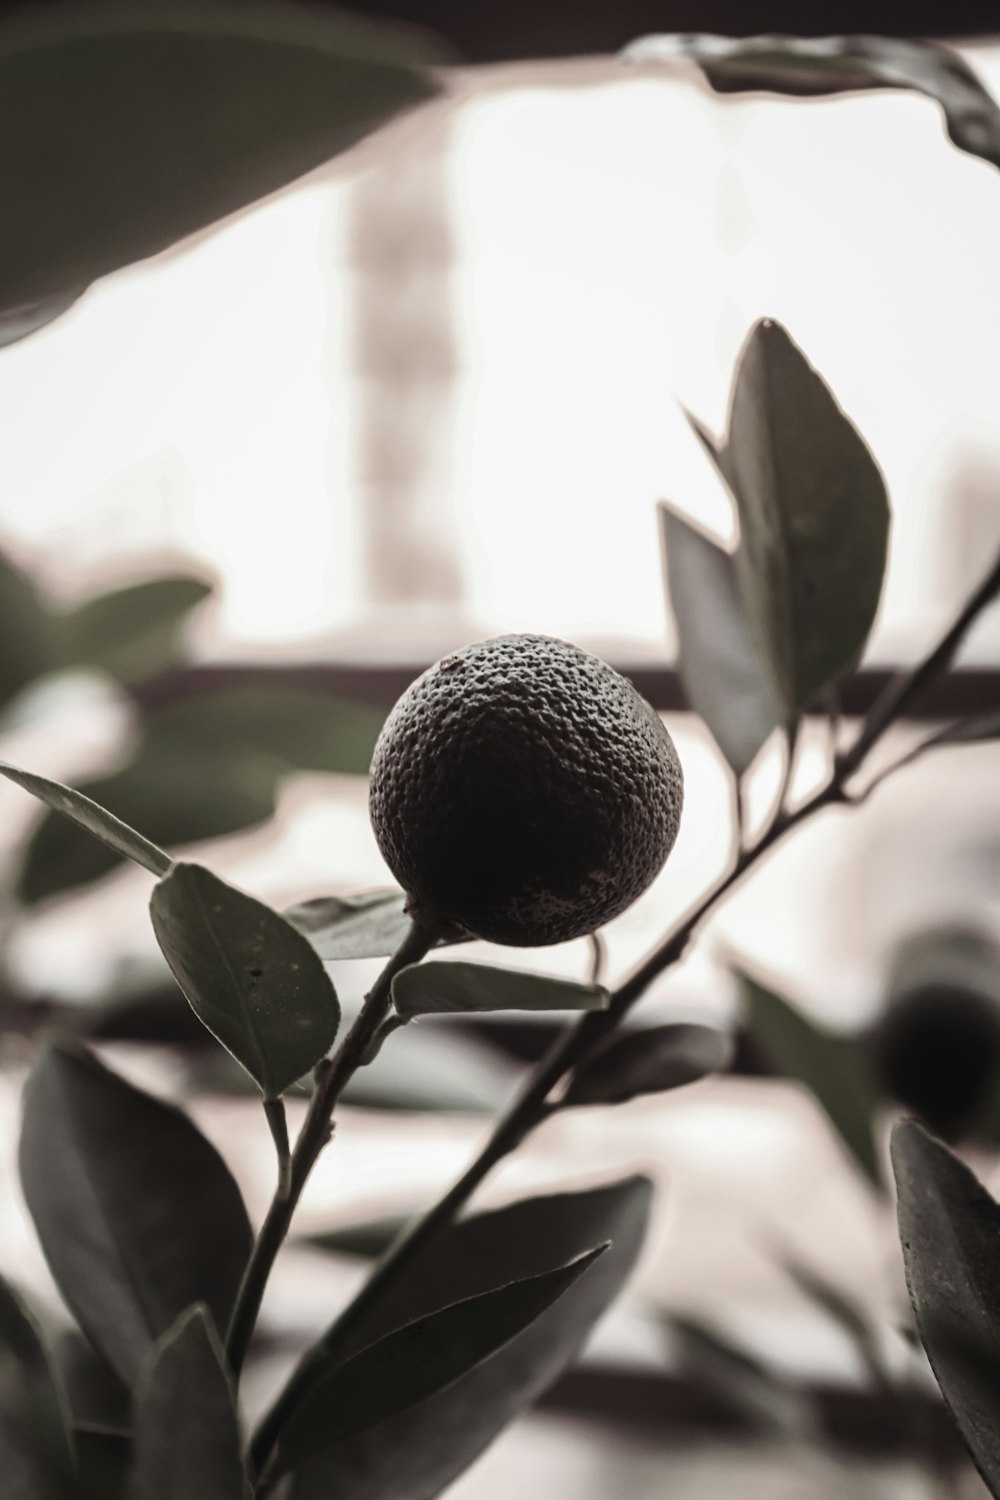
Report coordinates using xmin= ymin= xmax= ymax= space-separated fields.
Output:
xmin=0 ymin=551 xmax=54 ymax=710
xmin=624 ymin=34 xmax=1000 ymax=177
xmin=53 ymin=575 xmax=212 ymax=683
xmin=55 ymin=1334 xmax=130 ymax=1432
xmin=0 ymin=0 xmax=438 ymax=318
xmin=659 ymin=503 xmax=781 ymax=775
xmin=874 ymin=927 xmax=1000 ymax=1142
xmin=739 ymin=971 xmax=882 ymax=1188
xmin=150 ymin=862 xmax=340 ymax=1098
xmin=187 ymin=1018 xmax=521 ymax=1114
xmin=893 ymin=1120 xmax=1000 ymax=1494
xmin=1 ymin=761 xmax=172 ymax=884
xmin=17 ymin=687 xmax=385 ymax=904
xmin=722 ymin=321 xmax=889 ymax=713
xmin=16 ymin=750 xmax=278 ymax=903
xmin=286 ymin=888 xmax=413 ymax=959
xmin=564 ymin=1021 xmax=734 ymax=1106
xmin=280 ymin=1176 xmax=652 ymax=1500
xmin=131 ymin=1306 xmax=245 ymax=1500
xmin=778 ymin=1253 xmax=889 ymax=1391
xmin=275 ymin=1247 xmax=606 ymax=1476
xmin=74 ymin=1428 xmax=130 ymax=1500
xmin=0 ymin=1273 xmax=74 ymax=1499
xmin=142 ymin=687 xmax=385 ymax=778
xmin=392 ymin=961 xmax=609 ymax=1019
xmin=19 ymin=1041 xmax=253 ymax=1386
xmin=301 ymin=1215 xmax=416 ymax=1261
xmin=667 ymin=1315 xmax=808 ymax=1434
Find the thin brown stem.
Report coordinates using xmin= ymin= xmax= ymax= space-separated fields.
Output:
xmin=263 ymin=1098 xmax=292 ymax=1202
xmin=839 ymin=544 xmax=1000 ymax=780
xmin=585 ymin=931 xmax=607 ymax=987
xmin=226 ymin=917 xmax=435 ymax=1380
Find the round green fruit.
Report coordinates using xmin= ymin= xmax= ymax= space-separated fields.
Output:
xmin=368 ymin=633 xmax=684 ymax=946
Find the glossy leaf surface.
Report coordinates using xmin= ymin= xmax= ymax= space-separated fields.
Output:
xmin=150 ymin=862 xmax=340 ymax=1097
xmin=1 ymin=761 xmax=171 ymax=881
xmin=282 ymin=1175 xmax=652 ymax=1500
xmin=893 ymin=1120 xmax=1000 ymax=1494
xmin=275 ymin=1247 xmax=605 ymax=1475
xmin=725 ymin=321 xmax=889 ymax=712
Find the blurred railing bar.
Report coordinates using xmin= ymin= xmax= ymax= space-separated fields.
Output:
xmin=132 ymin=661 xmax=1000 ymax=722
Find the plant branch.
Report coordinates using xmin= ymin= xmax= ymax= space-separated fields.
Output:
xmin=263 ymin=1099 xmax=292 ymax=1201
xmin=838 ymin=544 xmax=1000 ymax=779
xmin=225 ymin=916 xmax=436 ymax=1381
xmin=251 ymin=777 xmax=841 ymax=1474
xmin=251 ymin=552 xmax=1000 ymax=1467
xmin=586 ymin=932 xmax=607 ymax=987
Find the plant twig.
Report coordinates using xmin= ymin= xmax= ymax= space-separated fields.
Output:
xmin=225 ymin=917 xmax=435 ymax=1380
xmin=838 ymin=544 xmax=1000 ymax=780
xmin=586 ymin=932 xmax=607 ymax=987
xmin=263 ymin=1099 xmax=292 ymax=1201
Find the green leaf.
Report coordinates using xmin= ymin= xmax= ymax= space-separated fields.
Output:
xmin=142 ymin=686 xmax=385 ymax=778
xmin=150 ymin=861 xmax=340 ymax=1097
xmin=131 ymin=1307 xmax=245 ymax=1500
xmin=0 ymin=1 xmax=438 ymax=315
xmin=624 ymin=34 xmax=1000 ymax=178
xmin=564 ymin=1022 xmax=734 ymax=1106
xmin=53 ymin=575 xmax=212 ymax=682
xmin=660 ymin=504 xmax=780 ymax=775
xmin=392 ymin=961 xmax=609 ymax=1019
xmin=302 ymin=1215 xmax=415 ymax=1261
xmin=16 ymin=749 xmax=278 ymax=904
xmin=739 ymin=971 xmax=881 ymax=1188
xmin=285 ymin=889 xmax=414 ymax=960
xmin=668 ymin=1315 xmax=808 ymax=1433
xmin=17 ymin=687 xmax=386 ymax=904
xmin=778 ymin=1253 xmax=889 ymax=1392
xmin=277 ymin=1176 xmax=652 ymax=1500
xmin=275 ymin=1246 xmax=606 ymax=1476
xmin=0 ymin=551 xmax=53 ymax=708
xmin=0 ymin=1275 xmax=74 ymax=1499
xmin=892 ymin=1120 xmax=1000 ymax=1493
xmin=724 ymin=320 xmax=889 ymax=713
xmin=19 ymin=1040 xmax=253 ymax=1386
xmin=1 ymin=760 xmax=172 ymax=883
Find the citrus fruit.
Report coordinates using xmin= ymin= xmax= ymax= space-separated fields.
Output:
xmin=368 ymin=634 xmax=683 ymax=946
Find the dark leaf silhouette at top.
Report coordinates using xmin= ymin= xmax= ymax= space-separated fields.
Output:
xmin=624 ymin=34 xmax=1000 ymax=178
xmin=0 ymin=0 xmax=438 ymax=321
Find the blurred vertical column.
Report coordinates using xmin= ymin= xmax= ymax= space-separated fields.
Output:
xmin=339 ymin=108 xmax=471 ymax=654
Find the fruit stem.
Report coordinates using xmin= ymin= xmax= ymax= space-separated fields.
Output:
xmin=225 ymin=916 xmax=436 ymax=1386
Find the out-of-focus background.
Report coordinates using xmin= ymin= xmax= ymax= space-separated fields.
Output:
xmin=2 ymin=21 xmax=1000 ymax=1498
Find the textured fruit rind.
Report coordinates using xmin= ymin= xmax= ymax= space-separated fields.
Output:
xmin=367 ymin=634 xmax=683 ymax=946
